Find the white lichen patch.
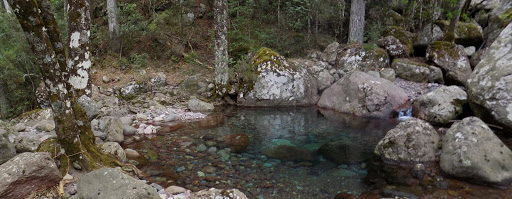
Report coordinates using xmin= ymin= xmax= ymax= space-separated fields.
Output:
xmin=69 ymin=32 xmax=80 ymax=48
xmin=68 ymin=68 xmax=89 ymax=89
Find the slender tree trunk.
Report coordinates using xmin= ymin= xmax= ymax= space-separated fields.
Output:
xmin=348 ymin=0 xmax=365 ymax=44
xmin=446 ymin=0 xmax=465 ymax=42
xmin=9 ymin=0 xmax=114 ymax=173
xmin=2 ymin=0 xmax=11 ymax=13
xmin=214 ymin=0 xmax=229 ymax=96
xmin=67 ymin=0 xmax=92 ymax=97
xmin=0 ymin=80 xmax=9 ymax=118
xmin=107 ymin=0 xmax=120 ymax=54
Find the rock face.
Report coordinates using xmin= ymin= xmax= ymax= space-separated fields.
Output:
xmin=0 ymin=129 xmax=16 ymax=164
xmin=467 ymin=22 xmax=512 ymax=131
xmin=391 ymin=59 xmax=444 ymax=83
xmin=77 ymin=95 xmax=99 ymax=121
xmin=413 ymin=86 xmax=467 ymax=125
xmin=483 ymin=0 xmax=512 ymax=48
xmin=237 ymin=48 xmax=319 ymax=107
xmin=335 ymin=46 xmax=389 ymax=74
xmin=436 ymin=20 xmax=484 ymax=47
xmin=377 ymin=36 xmax=409 ymax=58
xmin=192 ymin=188 xmax=248 ymax=199
xmin=440 ymin=117 xmax=512 ymax=186
xmin=317 ymin=71 xmax=409 ymax=118
xmin=0 ymin=152 xmax=62 ymax=199
xmin=426 ymin=41 xmax=472 ymax=86
xmin=374 ymin=118 xmax=440 ymax=163
xmin=77 ymin=168 xmax=160 ymax=199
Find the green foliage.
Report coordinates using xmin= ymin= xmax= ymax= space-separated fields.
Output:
xmin=284 ymin=0 xmax=310 ymax=31
xmin=0 ymin=12 xmax=40 ymax=118
xmin=129 ymin=53 xmax=150 ymax=70
xmin=119 ymin=3 xmax=148 ymax=52
xmin=49 ymin=0 xmax=68 ymax=44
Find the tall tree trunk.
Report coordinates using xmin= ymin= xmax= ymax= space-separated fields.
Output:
xmin=446 ymin=0 xmax=465 ymax=42
xmin=9 ymin=0 xmax=114 ymax=173
xmin=0 ymin=80 xmax=9 ymax=118
xmin=214 ymin=0 xmax=229 ymax=96
xmin=348 ymin=0 xmax=365 ymax=44
xmin=107 ymin=0 xmax=120 ymax=54
xmin=2 ymin=0 xmax=11 ymax=13
xmin=68 ymin=0 xmax=92 ymax=97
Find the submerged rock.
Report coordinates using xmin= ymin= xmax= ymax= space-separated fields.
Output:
xmin=318 ymin=71 xmax=409 ymax=118
xmin=426 ymin=41 xmax=472 ymax=86
xmin=77 ymin=168 xmax=159 ymax=199
xmin=262 ymin=145 xmax=313 ymax=162
xmin=237 ymin=48 xmax=319 ymax=107
xmin=224 ymin=134 xmax=250 ymax=153
xmin=440 ymin=117 xmax=512 ymax=186
xmin=374 ymin=118 xmax=439 ymax=163
xmin=192 ymin=188 xmax=248 ymax=199
xmin=467 ymin=22 xmax=512 ymax=131
xmin=413 ymin=86 xmax=467 ymax=125
xmin=318 ymin=139 xmax=374 ymax=164
xmin=0 ymin=152 xmax=62 ymax=199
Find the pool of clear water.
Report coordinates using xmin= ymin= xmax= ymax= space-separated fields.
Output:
xmin=123 ymin=107 xmax=398 ymax=198
xmin=123 ymin=106 xmax=512 ymax=199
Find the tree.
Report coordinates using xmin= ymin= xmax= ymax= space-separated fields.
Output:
xmin=348 ymin=0 xmax=365 ymax=44
xmin=446 ymin=0 xmax=467 ymax=42
xmin=107 ymin=0 xmax=120 ymax=54
xmin=214 ymin=0 xmax=229 ymax=96
xmin=9 ymin=0 xmax=114 ymax=173
xmin=2 ymin=0 xmax=11 ymax=13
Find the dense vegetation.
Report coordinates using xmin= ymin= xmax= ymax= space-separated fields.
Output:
xmin=0 ymin=0 xmax=483 ymax=118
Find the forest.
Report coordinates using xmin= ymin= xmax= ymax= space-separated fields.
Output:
xmin=0 ymin=0 xmax=512 ymax=198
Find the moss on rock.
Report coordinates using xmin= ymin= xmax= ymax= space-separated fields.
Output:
xmin=436 ymin=20 xmax=484 ymax=46
xmin=385 ymin=26 xmax=414 ymax=54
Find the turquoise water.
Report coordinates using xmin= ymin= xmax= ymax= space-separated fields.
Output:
xmin=124 ymin=107 xmax=400 ymax=198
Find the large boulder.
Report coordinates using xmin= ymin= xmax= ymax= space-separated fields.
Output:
xmin=237 ymin=48 xmax=319 ymax=107
xmin=413 ymin=86 xmax=467 ymax=125
xmin=426 ymin=41 xmax=472 ymax=86
xmin=77 ymin=95 xmax=99 ymax=121
xmin=414 ymin=24 xmax=444 ymax=50
xmin=0 ymin=152 xmax=62 ymax=199
xmin=467 ymin=22 xmax=512 ymax=131
xmin=374 ymin=118 xmax=440 ymax=163
xmin=377 ymin=36 xmax=409 ymax=58
xmin=483 ymin=1 xmax=512 ymax=48
xmin=317 ymin=71 xmax=409 ymax=118
xmin=436 ymin=20 xmax=484 ymax=47
xmin=187 ymin=97 xmax=214 ymax=112
xmin=0 ymin=129 xmax=15 ymax=164
xmin=391 ymin=58 xmax=444 ymax=83
xmin=440 ymin=117 xmax=512 ymax=186
xmin=384 ymin=26 xmax=414 ymax=54
xmin=192 ymin=188 xmax=248 ymax=199
xmin=335 ymin=45 xmax=389 ymax=75
xmin=77 ymin=168 xmax=160 ymax=199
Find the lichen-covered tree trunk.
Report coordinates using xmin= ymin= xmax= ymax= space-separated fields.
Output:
xmin=67 ymin=0 xmax=92 ymax=97
xmin=2 ymin=0 xmax=11 ymax=13
xmin=0 ymin=80 xmax=9 ymax=118
xmin=348 ymin=0 xmax=365 ymax=44
xmin=214 ymin=0 xmax=229 ymax=96
xmin=107 ymin=0 xmax=120 ymax=54
xmin=9 ymin=0 xmax=114 ymax=173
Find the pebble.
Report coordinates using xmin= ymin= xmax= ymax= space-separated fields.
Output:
xmin=165 ymin=186 xmax=187 ymax=194
xmin=207 ymin=147 xmax=218 ymax=154
xmin=196 ymin=144 xmax=207 ymax=152
xmin=197 ymin=171 xmax=205 ymax=177
xmin=177 ymin=166 xmax=186 ymax=172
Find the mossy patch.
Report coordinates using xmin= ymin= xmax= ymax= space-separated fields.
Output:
xmin=250 ymin=47 xmax=291 ymax=72
xmin=427 ymin=41 xmax=459 ymax=60
xmin=435 ymin=20 xmax=483 ymax=45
